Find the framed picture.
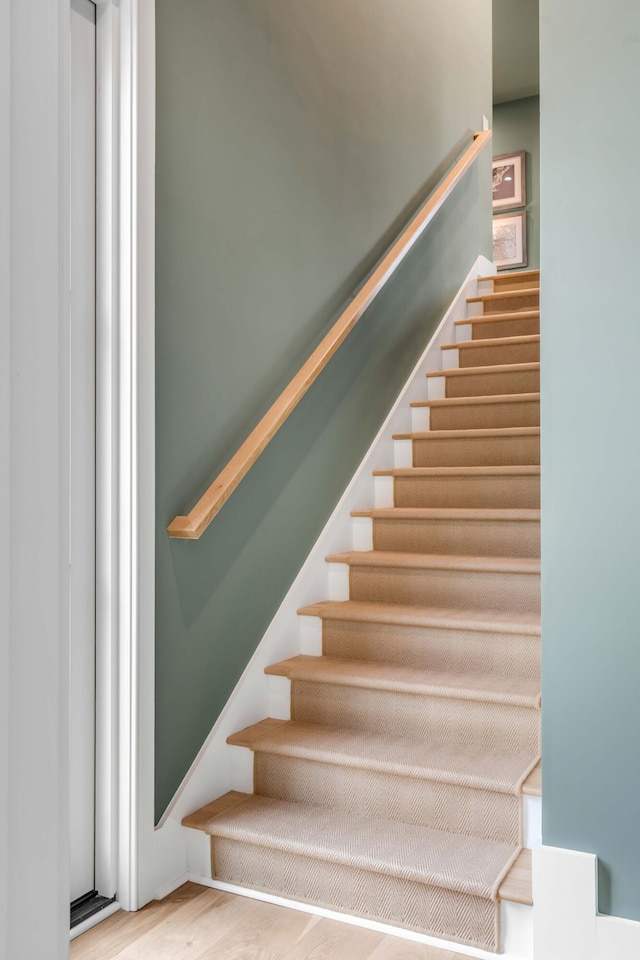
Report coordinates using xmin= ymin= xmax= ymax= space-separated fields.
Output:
xmin=492 ymin=151 xmax=527 ymax=210
xmin=493 ymin=212 xmax=528 ymax=271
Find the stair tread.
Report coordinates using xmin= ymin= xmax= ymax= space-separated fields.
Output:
xmin=427 ymin=362 xmax=539 ymax=379
xmin=326 ymin=550 xmax=541 ymax=575
xmin=442 ymin=334 xmax=540 ymax=351
xmin=467 ymin=287 xmax=540 ymax=304
xmin=498 ymin=849 xmax=533 ymax=905
xmin=298 ymin=599 xmax=541 ymax=634
xmin=394 ymin=426 xmax=540 ymax=440
xmin=374 ymin=464 xmax=540 ymax=477
xmin=477 ymin=269 xmax=540 ymax=284
xmin=228 ymin=719 xmax=538 ymax=795
xmin=522 ymin=761 xmax=541 ymax=796
xmin=265 ymin=655 xmax=541 ymax=707
xmin=326 ymin=549 xmax=540 ymax=573
xmin=411 ymin=392 xmax=540 ymax=409
xmin=191 ymin=793 xmax=520 ymax=900
xmin=454 ymin=309 xmax=539 ymax=325
xmin=352 ymin=507 xmax=540 ymax=521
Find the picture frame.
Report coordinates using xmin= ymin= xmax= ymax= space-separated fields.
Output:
xmin=493 ymin=211 xmax=528 ymax=271
xmin=492 ymin=151 xmax=527 ymax=210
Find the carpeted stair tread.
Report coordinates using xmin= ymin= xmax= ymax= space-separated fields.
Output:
xmin=522 ymin=761 xmax=541 ymax=796
xmin=442 ymin=334 xmax=540 ymax=352
xmin=454 ymin=309 xmax=539 ymax=327
xmin=228 ymin=719 xmax=538 ymax=795
xmin=426 ymin=361 xmax=540 ymax=380
xmin=352 ymin=506 xmax=540 ymax=521
xmin=265 ymin=655 xmax=541 ymax=707
xmin=467 ymin=287 xmax=540 ymax=306
xmin=393 ymin=426 xmax=540 ymax=440
xmin=477 ymin=269 xmax=540 ymax=285
xmin=326 ymin=549 xmax=540 ymax=575
xmin=411 ymin=392 xmax=540 ymax=409
xmin=374 ymin=465 xmax=540 ymax=478
xmin=199 ymin=794 xmax=520 ymax=901
xmin=297 ymin=598 xmax=541 ymax=634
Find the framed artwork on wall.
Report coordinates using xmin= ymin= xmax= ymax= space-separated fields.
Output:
xmin=492 ymin=151 xmax=527 ymax=210
xmin=493 ymin=212 xmax=528 ymax=271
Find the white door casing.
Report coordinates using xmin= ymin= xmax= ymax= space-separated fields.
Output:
xmin=70 ymin=0 xmax=97 ymax=904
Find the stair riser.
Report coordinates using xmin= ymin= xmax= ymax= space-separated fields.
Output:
xmin=292 ymin=680 xmax=541 ymax=754
xmin=457 ymin=341 xmax=539 ymax=367
xmin=323 ymin=619 xmax=541 ymax=679
xmin=349 ymin=565 xmax=540 ymax=612
xmin=412 ymin=434 xmax=540 ymax=467
xmin=481 ymin=294 xmax=539 ymax=315
xmin=394 ymin=475 xmax=540 ymax=509
xmin=430 ymin=400 xmax=539 ymax=431
xmin=471 ymin=317 xmax=539 ymax=340
xmin=440 ymin=369 xmax=539 ymax=400
xmin=254 ymin=753 xmax=522 ymax=844
xmin=372 ymin=516 xmax=540 ymax=557
xmin=210 ymin=838 xmax=501 ymax=951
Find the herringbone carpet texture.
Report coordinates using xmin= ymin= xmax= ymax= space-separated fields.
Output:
xmin=185 ymin=273 xmax=542 ymax=953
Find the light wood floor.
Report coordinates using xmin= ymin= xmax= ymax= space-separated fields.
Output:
xmin=71 ymin=882 xmax=458 ymax=960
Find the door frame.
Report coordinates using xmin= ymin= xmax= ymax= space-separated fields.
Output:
xmin=86 ymin=0 xmax=156 ymax=925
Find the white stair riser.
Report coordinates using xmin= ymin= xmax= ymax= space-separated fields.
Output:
xmin=374 ymin=474 xmax=395 ymax=508
xmin=229 ymin=743 xmax=254 ymax=793
xmin=328 ymin=562 xmax=350 ymax=600
xmin=524 ymin=795 xmax=542 ymax=849
xmin=411 ymin=405 xmax=431 ymax=432
xmin=455 ymin=322 xmax=473 ymax=343
xmin=441 ymin=346 xmax=460 ymax=369
xmin=393 ymin=438 xmax=414 ymax=468
xmin=299 ymin=615 xmax=323 ymax=656
xmin=266 ymin=675 xmax=291 ymax=721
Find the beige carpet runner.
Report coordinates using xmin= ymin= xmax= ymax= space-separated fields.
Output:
xmin=183 ymin=271 xmax=541 ymax=953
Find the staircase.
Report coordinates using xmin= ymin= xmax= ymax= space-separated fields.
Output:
xmin=183 ymin=269 xmax=541 ymax=955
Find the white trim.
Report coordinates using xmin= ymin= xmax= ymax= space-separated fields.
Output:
xmin=162 ymin=255 xmax=494 ymax=829
xmin=69 ymin=902 xmax=122 ymax=942
xmin=186 ymin=874 xmax=531 ymax=960
xmin=533 ymin=846 xmax=640 ymax=960
xmin=94 ymin=0 xmax=186 ymax=913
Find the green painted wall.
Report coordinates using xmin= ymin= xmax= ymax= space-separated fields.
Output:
xmin=493 ymin=96 xmax=539 ymax=270
xmin=541 ymin=0 xmax=640 ymax=921
xmin=155 ymin=0 xmax=492 ymax=820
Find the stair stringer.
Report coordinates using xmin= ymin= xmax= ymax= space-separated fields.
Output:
xmin=161 ymin=254 xmax=493 ymax=830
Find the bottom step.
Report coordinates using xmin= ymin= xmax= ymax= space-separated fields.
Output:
xmin=184 ymin=792 xmax=525 ymax=953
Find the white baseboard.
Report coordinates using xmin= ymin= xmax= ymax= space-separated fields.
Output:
xmin=533 ymin=846 xmax=640 ymax=960
xmin=159 ymin=253 xmax=494 ymax=832
xmin=187 ymin=872 xmax=532 ymax=960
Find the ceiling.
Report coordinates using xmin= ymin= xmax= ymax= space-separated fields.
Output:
xmin=493 ymin=0 xmax=540 ymax=104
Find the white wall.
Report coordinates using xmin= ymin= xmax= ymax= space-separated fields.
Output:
xmin=0 ymin=2 xmax=71 ymax=957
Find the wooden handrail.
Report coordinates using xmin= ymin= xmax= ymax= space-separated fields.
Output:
xmin=168 ymin=130 xmax=492 ymax=539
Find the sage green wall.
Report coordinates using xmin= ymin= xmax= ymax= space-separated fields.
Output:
xmin=493 ymin=96 xmax=539 ymax=270
xmin=541 ymin=0 xmax=640 ymax=921
xmin=155 ymin=0 xmax=492 ymax=820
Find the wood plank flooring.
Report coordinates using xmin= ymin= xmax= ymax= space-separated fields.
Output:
xmin=71 ymin=882 xmax=457 ymax=960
